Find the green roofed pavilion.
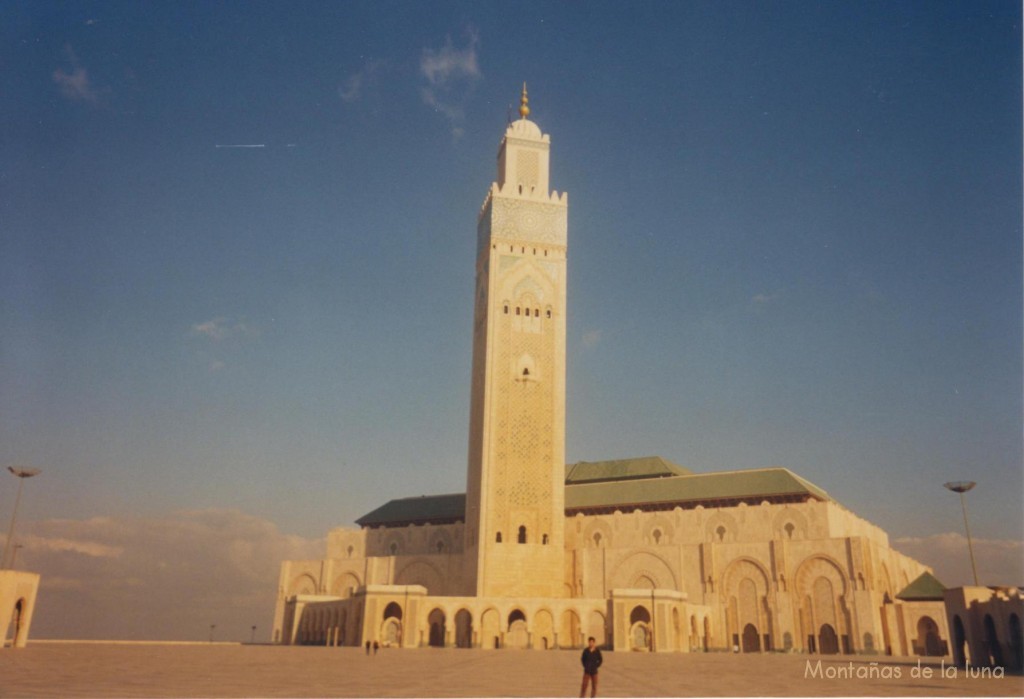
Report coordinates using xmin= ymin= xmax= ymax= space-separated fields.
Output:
xmin=896 ymin=571 xmax=947 ymax=601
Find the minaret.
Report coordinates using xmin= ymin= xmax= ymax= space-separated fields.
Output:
xmin=464 ymin=85 xmax=569 ymax=598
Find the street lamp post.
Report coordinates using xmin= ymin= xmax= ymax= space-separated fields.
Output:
xmin=209 ymin=624 xmax=216 ymax=643
xmin=943 ymin=481 xmax=979 ymax=586
xmin=2 ymin=467 xmax=41 ymax=570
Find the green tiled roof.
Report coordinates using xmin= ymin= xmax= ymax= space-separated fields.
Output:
xmin=565 ymin=456 xmax=691 ymax=484
xmin=564 ymin=467 xmax=829 ymax=512
xmin=896 ymin=571 xmax=946 ymax=601
xmin=356 ymin=458 xmax=832 ymax=528
xmin=355 ymin=492 xmax=465 ymax=527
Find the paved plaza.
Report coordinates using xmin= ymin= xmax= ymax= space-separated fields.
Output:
xmin=0 ymin=643 xmax=1021 ymax=698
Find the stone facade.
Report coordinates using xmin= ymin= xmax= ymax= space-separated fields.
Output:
xmin=945 ymin=586 xmax=1023 ymax=670
xmin=272 ymin=92 xmax=950 ymax=658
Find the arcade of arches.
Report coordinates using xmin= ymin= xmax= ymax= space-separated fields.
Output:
xmin=272 ymin=104 xmax=969 ymax=660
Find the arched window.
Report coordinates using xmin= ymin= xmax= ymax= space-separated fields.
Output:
xmin=436 ymin=540 xmax=445 ymax=553
xmin=546 ymin=309 xmax=551 ymax=318
xmin=516 ymin=307 xmax=521 ymax=316
xmin=652 ymin=529 xmax=662 ymax=545
xmin=389 ymin=542 xmax=398 ymax=555
xmin=542 ymin=534 xmax=549 ymax=545
xmin=504 ymin=305 xmax=509 ymax=314
xmin=346 ymin=545 xmax=354 ymax=558
xmin=784 ymin=522 xmax=795 ymax=539
xmin=496 ymin=532 xmax=502 ymax=543
xmin=518 ymin=526 xmax=527 ymax=544
xmin=716 ymin=525 xmax=726 ymax=542
xmin=593 ymin=532 xmax=602 ymax=547
xmin=522 ymin=367 xmax=530 ymax=376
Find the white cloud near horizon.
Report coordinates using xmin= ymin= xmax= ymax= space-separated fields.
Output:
xmin=189 ymin=317 xmax=257 ymax=342
xmin=893 ymin=532 xmax=1023 ymax=588
xmin=419 ymin=28 xmax=481 ymax=137
xmin=53 ymin=45 xmax=100 ymax=103
xmin=12 ymin=510 xmax=323 ymax=642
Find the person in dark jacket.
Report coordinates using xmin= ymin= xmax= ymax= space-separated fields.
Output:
xmin=579 ymin=636 xmax=603 ymax=697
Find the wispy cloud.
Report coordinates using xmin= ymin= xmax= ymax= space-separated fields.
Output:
xmin=339 ymin=59 xmax=385 ymax=104
xmin=893 ymin=532 xmax=1024 ymax=587
xmin=339 ymin=72 xmax=363 ymax=103
xmin=582 ymin=329 xmax=602 ymax=349
xmin=23 ymin=534 xmax=123 ymax=558
xmin=751 ymin=291 xmax=781 ymax=306
xmin=189 ymin=317 xmax=256 ymax=342
xmin=419 ymin=28 xmax=482 ymax=137
xmin=53 ymin=45 xmax=100 ymax=104
xmin=13 ymin=510 xmax=323 ymax=641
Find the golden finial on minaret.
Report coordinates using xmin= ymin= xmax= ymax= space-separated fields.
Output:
xmin=519 ymin=82 xmax=530 ymax=119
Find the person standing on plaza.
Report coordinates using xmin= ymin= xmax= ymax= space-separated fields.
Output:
xmin=579 ymin=636 xmax=603 ymax=697
xmin=365 ymin=640 xmax=371 ymax=655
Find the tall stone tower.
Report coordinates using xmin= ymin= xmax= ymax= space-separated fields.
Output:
xmin=464 ymin=86 xmax=568 ymax=598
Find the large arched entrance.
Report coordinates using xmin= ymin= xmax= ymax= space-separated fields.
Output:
xmin=428 ymin=608 xmax=446 ymax=647
xmin=507 ymin=610 xmax=528 ymax=649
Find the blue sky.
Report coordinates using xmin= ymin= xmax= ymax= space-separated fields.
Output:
xmin=1 ymin=2 xmax=1020 ymax=639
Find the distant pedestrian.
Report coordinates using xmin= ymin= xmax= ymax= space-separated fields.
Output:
xmin=580 ymin=636 xmax=602 ymax=697
xmin=373 ymin=640 xmax=379 ymax=655
xmin=365 ymin=640 xmax=371 ymax=655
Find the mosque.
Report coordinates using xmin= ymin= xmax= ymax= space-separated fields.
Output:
xmin=271 ymin=88 xmax=952 ymax=657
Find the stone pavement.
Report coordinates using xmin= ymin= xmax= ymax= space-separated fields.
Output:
xmin=0 ymin=643 xmax=1020 ymax=698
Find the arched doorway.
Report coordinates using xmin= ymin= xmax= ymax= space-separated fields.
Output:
xmin=560 ymin=609 xmax=581 ymax=649
xmin=428 ymin=608 xmax=446 ymax=647
xmin=742 ymin=623 xmax=761 ymax=653
xmin=1008 ymin=614 xmax=1022 ymax=671
xmin=507 ymin=609 xmax=528 ymax=649
xmin=819 ymin=623 xmax=839 ymax=655
xmin=952 ymin=615 xmax=967 ymax=667
xmin=381 ymin=602 xmax=403 ymax=647
xmin=629 ymin=606 xmax=652 ymax=651
xmin=455 ymin=609 xmax=473 ymax=648
xmin=481 ymin=608 xmax=500 ymax=649
xmin=6 ymin=599 xmax=24 ymax=647
xmin=983 ymin=614 xmax=1004 ymax=667
xmin=917 ymin=616 xmax=944 ymax=656
xmin=533 ymin=609 xmax=554 ymax=650
xmin=672 ymin=608 xmax=682 ymax=651
xmin=703 ymin=617 xmax=711 ymax=651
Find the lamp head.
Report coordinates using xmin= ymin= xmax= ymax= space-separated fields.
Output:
xmin=943 ymin=481 xmax=976 ymax=494
xmin=7 ymin=467 xmax=41 ymax=479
